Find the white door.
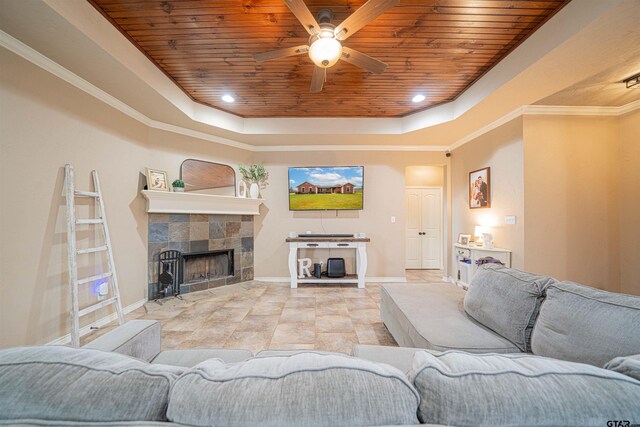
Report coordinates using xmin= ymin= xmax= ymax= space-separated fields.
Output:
xmin=405 ymin=188 xmax=442 ymax=269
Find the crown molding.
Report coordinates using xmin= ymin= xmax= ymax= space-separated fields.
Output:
xmin=252 ymin=144 xmax=449 ymax=152
xmin=3 ymin=29 xmax=639 ymax=155
xmin=450 ymin=100 xmax=640 ymax=151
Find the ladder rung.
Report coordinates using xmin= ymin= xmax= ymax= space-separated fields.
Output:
xmin=74 ymin=190 xmax=99 ymax=198
xmin=77 ymin=271 xmax=112 ymax=285
xmin=76 ymin=219 xmax=103 ymax=225
xmin=77 ymin=246 xmax=108 ymax=255
xmin=77 ymin=297 xmax=117 ymax=317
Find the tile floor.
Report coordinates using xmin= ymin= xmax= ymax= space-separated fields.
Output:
xmin=82 ymin=270 xmax=446 ymax=355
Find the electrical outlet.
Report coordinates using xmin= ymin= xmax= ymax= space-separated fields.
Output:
xmin=505 ymin=215 xmax=517 ymax=225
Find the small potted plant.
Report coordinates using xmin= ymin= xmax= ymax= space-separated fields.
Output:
xmin=171 ymin=179 xmax=185 ymax=192
xmin=239 ymin=164 xmax=269 ymax=199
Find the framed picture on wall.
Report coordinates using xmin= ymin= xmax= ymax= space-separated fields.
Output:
xmin=469 ymin=167 xmax=490 ymax=209
xmin=145 ymin=168 xmax=170 ymax=192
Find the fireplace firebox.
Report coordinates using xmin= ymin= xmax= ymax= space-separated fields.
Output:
xmin=154 ymin=249 xmax=234 ymax=299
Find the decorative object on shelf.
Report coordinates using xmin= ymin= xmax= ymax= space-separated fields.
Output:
xmin=249 ymin=182 xmax=260 ymax=199
xmin=469 ymin=167 xmax=491 ymax=209
xmin=145 ymin=167 xmax=169 ymax=192
xmin=473 ymin=225 xmax=491 ymax=247
xmin=482 ymin=232 xmax=494 ymax=249
xmin=298 ymin=258 xmax=313 ymax=278
xmin=171 ymin=179 xmax=185 ymax=192
xmin=458 ymin=233 xmax=472 ymax=245
xmin=237 ymin=180 xmax=248 ymax=198
xmin=239 ymin=164 xmax=269 ymax=199
xmin=180 ymin=159 xmax=236 ymax=195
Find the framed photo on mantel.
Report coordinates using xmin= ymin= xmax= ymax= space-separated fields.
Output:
xmin=469 ymin=167 xmax=490 ymax=209
xmin=145 ymin=168 xmax=169 ymax=192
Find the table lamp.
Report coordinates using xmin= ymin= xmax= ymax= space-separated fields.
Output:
xmin=474 ymin=225 xmax=490 ymax=247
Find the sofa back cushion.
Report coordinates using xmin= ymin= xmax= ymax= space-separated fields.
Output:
xmin=464 ymin=264 xmax=556 ymax=351
xmin=410 ymin=349 xmax=640 ymax=427
xmin=167 ymin=351 xmax=420 ymax=427
xmin=0 ymin=346 xmax=184 ymax=423
xmin=531 ymin=281 xmax=640 ymax=366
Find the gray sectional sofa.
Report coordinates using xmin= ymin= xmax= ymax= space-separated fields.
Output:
xmin=377 ymin=264 xmax=640 ymax=367
xmin=1 ymin=264 xmax=639 ymax=426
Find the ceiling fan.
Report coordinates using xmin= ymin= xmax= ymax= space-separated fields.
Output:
xmin=253 ymin=0 xmax=399 ymax=92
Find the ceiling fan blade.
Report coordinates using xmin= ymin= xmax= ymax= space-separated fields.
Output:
xmin=335 ymin=0 xmax=399 ymax=41
xmin=254 ymin=45 xmax=309 ymax=62
xmin=310 ymin=66 xmax=326 ymax=93
xmin=284 ymin=0 xmax=321 ymax=35
xmin=341 ymin=47 xmax=388 ymax=74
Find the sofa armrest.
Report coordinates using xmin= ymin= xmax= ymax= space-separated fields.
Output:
xmin=82 ymin=320 xmax=161 ymax=362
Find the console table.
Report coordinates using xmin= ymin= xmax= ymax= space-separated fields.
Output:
xmin=453 ymin=243 xmax=511 ymax=289
xmin=286 ymin=237 xmax=370 ymax=289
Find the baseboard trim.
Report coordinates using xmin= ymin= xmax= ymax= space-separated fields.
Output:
xmin=46 ymin=298 xmax=147 ymax=346
xmin=255 ymin=276 xmax=407 ymax=283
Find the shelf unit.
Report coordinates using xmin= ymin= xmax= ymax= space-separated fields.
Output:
xmin=286 ymin=237 xmax=369 ymax=288
xmin=453 ymin=243 xmax=511 ymax=289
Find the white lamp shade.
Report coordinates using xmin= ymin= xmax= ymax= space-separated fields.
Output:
xmin=474 ymin=225 xmax=490 ymax=237
xmin=309 ymin=37 xmax=343 ymax=68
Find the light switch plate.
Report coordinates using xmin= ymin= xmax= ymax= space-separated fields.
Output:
xmin=391 ymin=216 xmax=396 ymax=223
xmin=505 ymin=215 xmax=517 ymax=225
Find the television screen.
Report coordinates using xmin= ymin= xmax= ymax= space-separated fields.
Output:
xmin=289 ymin=166 xmax=364 ymax=211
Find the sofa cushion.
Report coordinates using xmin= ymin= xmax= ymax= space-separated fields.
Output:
xmin=410 ymin=350 xmax=640 ymax=427
xmin=531 ymin=281 xmax=640 ymax=366
xmin=604 ymin=354 xmax=640 ymax=381
xmin=464 ymin=264 xmax=556 ymax=352
xmin=151 ymin=348 xmax=252 ymax=368
xmin=381 ymin=284 xmax=520 ymax=353
xmin=0 ymin=346 xmax=184 ymax=423
xmin=167 ymin=352 xmax=420 ymax=427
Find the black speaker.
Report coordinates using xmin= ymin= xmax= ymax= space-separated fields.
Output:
xmin=326 ymin=258 xmax=346 ymax=278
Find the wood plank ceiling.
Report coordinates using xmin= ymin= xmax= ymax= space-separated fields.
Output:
xmin=89 ymin=0 xmax=570 ymax=118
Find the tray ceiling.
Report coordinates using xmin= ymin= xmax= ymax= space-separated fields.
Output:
xmin=89 ymin=0 xmax=569 ymax=118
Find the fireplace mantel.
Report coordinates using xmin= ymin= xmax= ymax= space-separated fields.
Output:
xmin=141 ymin=190 xmax=263 ymax=215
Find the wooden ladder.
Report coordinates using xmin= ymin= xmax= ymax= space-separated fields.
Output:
xmin=64 ymin=164 xmax=124 ymax=347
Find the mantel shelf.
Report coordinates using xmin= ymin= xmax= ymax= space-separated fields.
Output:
xmin=141 ymin=190 xmax=264 ymax=215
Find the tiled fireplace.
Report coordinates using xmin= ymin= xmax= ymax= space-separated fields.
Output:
xmin=147 ymin=213 xmax=254 ymax=299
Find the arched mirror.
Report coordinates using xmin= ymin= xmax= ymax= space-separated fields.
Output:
xmin=180 ymin=159 xmax=236 ymax=196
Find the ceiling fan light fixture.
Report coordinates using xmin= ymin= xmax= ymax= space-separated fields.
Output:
xmin=309 ymin=37 xmax=342 ymax=68
xmin=412 ymin=94 xmax=426 ymax=103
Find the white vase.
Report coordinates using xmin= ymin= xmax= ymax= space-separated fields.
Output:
xmin=249 ymin=182 xmax=260 ymax=199
xmin=173 ymin=187 xmax=184 ymax=192
xmin=237 ymin=180 xmax=247 ymax=198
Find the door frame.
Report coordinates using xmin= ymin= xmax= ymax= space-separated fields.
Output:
xmin=405 ymin=186 xmax=444 ymax=270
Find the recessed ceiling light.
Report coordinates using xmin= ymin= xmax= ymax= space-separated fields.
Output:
xmin=412 ymin=94 xmax=426 ymax=103
xmin=222 ymin=94 xmax=235 ymax=103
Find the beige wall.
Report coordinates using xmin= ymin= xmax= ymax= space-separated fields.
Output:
xmin=523 ymin=115 xmax=620 ymax=292
xmin=405 ymin=166 xmax=444 ymax=187
xmin=451 ymin=118 xmax=525 ymax=271
xmin=617 ymin=109 xmax=640 ymax=295
xmin=0 ymin=48 xmax=252 ymax=348
xmin=253 ymin=152 xmax=446 ymax=279
xmin=0 ymin=49 xmax=149 ymax=347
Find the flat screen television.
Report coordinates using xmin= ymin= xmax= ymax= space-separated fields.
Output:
xmin=288 ymin=166 xmax=364 ymax=211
